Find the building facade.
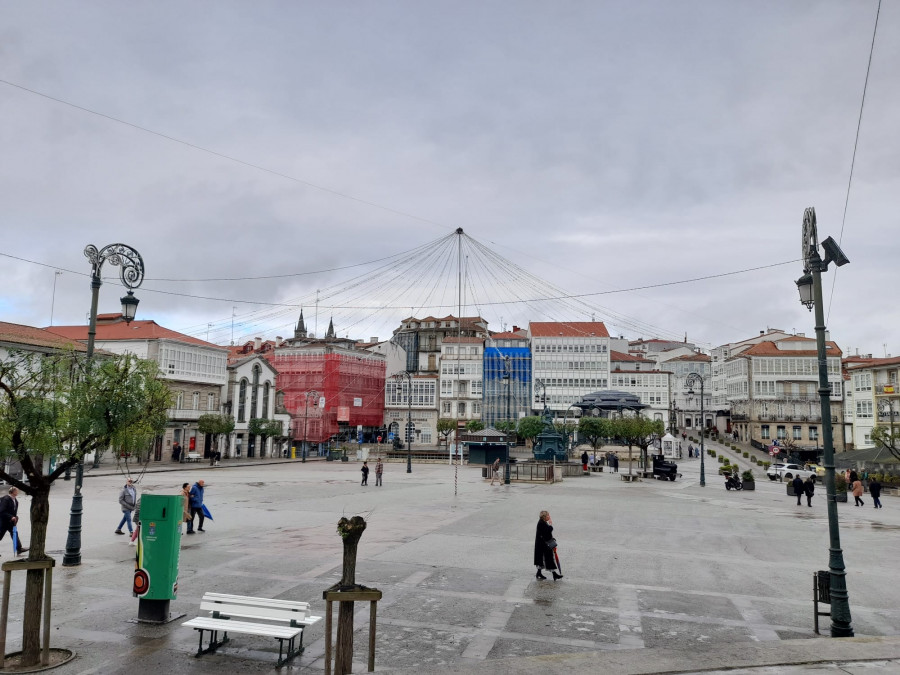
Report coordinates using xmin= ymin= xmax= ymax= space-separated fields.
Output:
xmin=726 ymin=335 xmax=845 ymax=456
xmin=609 ymin=351 xmax=672 ymax=425
xmin=844 ymin=356 xmax=900 ymax=450
xmin=482 ymin=330 xmax=532 ymax=428
xmin=47 ymin=314 xmax=229 ymax=460
xmin=528 ymin=321 xmax=610 ymax=414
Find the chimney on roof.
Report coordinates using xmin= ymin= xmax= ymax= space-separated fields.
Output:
xmin=512 ymin=325 xmax=520 ymax=332
xmin=275 ymin=336 xmax=283 ymax=346
xmin=370 ymin=337 xmax=379 ymax=343
xmin=254 ymin=336 xmax=262 ymax=351
xmin=760 ymin=330 xmax=764 ymax=335
xmin=824 ymin=330 xmax=830 ymax=342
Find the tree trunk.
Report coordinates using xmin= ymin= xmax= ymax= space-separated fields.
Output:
xmin=335 ymin=516 xmax=367 ymax=675
xmin=21 ymin=487 xmax=50 ymax=666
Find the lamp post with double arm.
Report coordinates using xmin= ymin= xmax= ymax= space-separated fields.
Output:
xmin=684 ymin=372 xmax=706 ymax=488
xmin=302 ymin=390 xmax=318 ymax=463
xmin=63 ymin=243 xmax=145 ymax=567
xmin=795 ymin=206 xmax=853 ymax=637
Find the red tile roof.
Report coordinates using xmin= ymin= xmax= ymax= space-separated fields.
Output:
xmin=529 ymin=321 xmax=609 ymax=338
xmin=738 ymin=340 xmax=842 ymax=358
xmin=845 ymin=356 xmax=900 ymax=370
xmin=610 ymin=350 xmax=652 ymax=363
xmin=46 ymin=319 xmax=226 ymax=350
xmin=0 ymin=321 xmax=89 ymax=352
xmin=667 ymin=353 xmax=712 ymax=362
xmin=489 ymin=331 xmax=528 ymax=340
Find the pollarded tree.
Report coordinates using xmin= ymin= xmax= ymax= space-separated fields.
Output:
xmin=436 ymin=418 xmax=456 ymax=447
xmin=517 ymin=416 xmax=543 ymax=447
xmin=578 ymin=416 xmax=613 ymax=450
xmin=0 ymin=349 xmax=170 ymax=667
xmin=612 ymin=416 xmax=665 ymax=476
xmin=199 ymin=413 xmax=236 ymax=464
xmin=248 ymin=417 xmax=283 ymax=458
xmin=465 ymin=419 xmax=485 ymax=432
xmin=871 ymin=424 xmax=900 ymax=461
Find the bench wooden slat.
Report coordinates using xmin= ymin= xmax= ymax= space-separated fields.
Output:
xmin=182 ymin=617 xmax=301 ymax=639
xmin=200 ymin=601 xmax=310 ymax=623
xmin=202 ymin=592 xmax=309 ymax=610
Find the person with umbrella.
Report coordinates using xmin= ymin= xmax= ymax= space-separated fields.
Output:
xmin=533 ymin=510 xmax=562 ymax=581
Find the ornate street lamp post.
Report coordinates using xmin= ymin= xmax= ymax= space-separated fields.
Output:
xmin=796 ymin=207 xmax=853 ymax=637
xmin=302 ymin=390 xmax=318 ymax=463
xmin=63 ymin=243 xmax=145 ymax=567
xmin=394 ymin=371 xmax=413 ymax=473
xmin=684 ymin=372 xmax=706 ymax=487
xmin=502 ymin=356 xmax=512 ymax=485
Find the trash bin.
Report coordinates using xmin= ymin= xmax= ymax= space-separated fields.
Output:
xmin=133 ymin=494 xmax=183 ymax=623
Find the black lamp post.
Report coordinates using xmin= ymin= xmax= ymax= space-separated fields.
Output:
xmin=685 ymin=372 xmax=706 ymax=487
xmin=796 ymin=206 xmax=853 ymax=637
xmin=502 ymin=356 xmax=512 ymax=485
xmin=63 ymin=243 xmax=144 ymax=568
xmin=302 ymin=389 xmax=318 ymax=463
xmin=394 ymin=371 xmax=413 ymax=473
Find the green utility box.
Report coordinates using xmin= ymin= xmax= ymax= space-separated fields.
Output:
xmin=133 ymin=494 xmax=183 ymax=622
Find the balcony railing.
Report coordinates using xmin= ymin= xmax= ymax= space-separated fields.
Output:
xmin=166 ymin=408 xmax=205 ymax=421
xmin=876 ymin=385 xmax=899 ymax=395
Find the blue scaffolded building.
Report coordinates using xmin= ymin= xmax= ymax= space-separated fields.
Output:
xmin=483 ymin=344 xmax=532 ymax=428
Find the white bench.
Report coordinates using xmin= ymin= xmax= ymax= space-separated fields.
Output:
xmin=182 ymin=592 xmax=322 ymax=666
xmin=184 ymin=452 xmax=202 ymax=462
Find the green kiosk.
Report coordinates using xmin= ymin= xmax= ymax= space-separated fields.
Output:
xmin=133 ymin=494 xmax=183 ymax=623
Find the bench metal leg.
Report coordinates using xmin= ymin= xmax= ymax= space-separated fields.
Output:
xmin=275 ymin=631 xmax=304 ymax=667
xmin=194 ymin=628 xmax=229 ymax=657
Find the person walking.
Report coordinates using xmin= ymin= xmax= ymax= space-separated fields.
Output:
xmin=181 ymin=483 xmax=193 ymax=533
xmin=792 ymin=475 xmax=805 ymax=506
xmin=188 ymin=480 xmax=206 ymax=532
xmin=852 ymin=477 xmax=865 ymax=507
xmin=869 ymin=477 xmax=883 ymax=508
xmin=114 ymin=478 xmax=138 ymax=536
xmin=0 ymin=487 xmax=28 ymax=555
xmin=375 ymin=458 xmax=384 ymax=486
xmin=581 ymin=451 xmax=589 ymax=472
xmin=612 ymin=453 xmax=619 ymax=473
xmin=361 ymin=461 xmax=369 ymax=486
xmin=490 ymin=457 xmax=501 ymax=485
xmin=533 ymin=510 xmax=562 ymax=581
xmin=803 ymin=475 xmax=815 ymax=507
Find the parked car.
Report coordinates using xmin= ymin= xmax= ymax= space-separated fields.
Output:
xmin=766 ymin=463 xmax=816 ymax=482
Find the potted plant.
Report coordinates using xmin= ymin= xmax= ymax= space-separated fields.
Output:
xmin=834 ymin=474 xmax=848 ymax=502
xmin=741 ymin=469 xmax=756 ymax=491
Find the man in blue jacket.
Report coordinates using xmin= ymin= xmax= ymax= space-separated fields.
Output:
xmin=187 ymin=480 xmax=206 ymax=534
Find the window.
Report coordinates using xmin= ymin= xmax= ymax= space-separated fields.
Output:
xmin=442 ymin=402 xmax=451 ymax=414
xmin=238 ymin=379 xmax=247 ymax=422
xmin=262 ymin=382 xmax=270 ymax=418
xmin=192 ymin=392 xmax=200 ymax=410
xmin=176 ymin=391 xmax=184 ymax=410
xmin=471 ymin=381 xmax=482 ymax=396
xmin=457 ymin=402 xmax=466 ymax=415
xmin=473 ymin=403 xmax=481 ymax=415
xmin=207 ymin=393 xmax=216 ymax=411
xmin=776 ymin=425 xmax=786 ymax=440
xmin=809 ymin=426 xmax=818 ymax=441
xmin=793 ymin=425 xmax=802 ymax=440
xmin=441 ymin=380 xmax=452 ymax=395
xmin=856 ymin=400 xmax=873 ymax=418
xmin=761 ymin=425 xmax=770 ymax=440
xmin=250 ymin=365 xmax=261 ymax=419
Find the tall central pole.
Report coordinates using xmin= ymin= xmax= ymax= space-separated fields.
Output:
xmin=699 ymin=378 xmax=705 ymax=487
xmin=811 ymin=250 xmax=853 ymax=637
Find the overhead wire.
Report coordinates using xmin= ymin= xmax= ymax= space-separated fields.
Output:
xmin=826 ymin=0 xmax=881 ymax=323
xmin=0 ymin=78 xmax=449 ymax=233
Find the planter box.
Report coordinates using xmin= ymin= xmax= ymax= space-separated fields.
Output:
xmin=742 ymin=481 xmax=756 ymax=491
xmin=786 ymin=484 xmax=797 ymax=496
xmin=835 ymin=492 xmax=848 ymax=502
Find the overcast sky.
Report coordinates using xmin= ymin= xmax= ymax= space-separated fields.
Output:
xmin=1 ymin=1 xmax=897 ymax=356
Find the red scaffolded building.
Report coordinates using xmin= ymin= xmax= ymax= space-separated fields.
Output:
xmin=270 ymin=314 xmax=386 ymax=447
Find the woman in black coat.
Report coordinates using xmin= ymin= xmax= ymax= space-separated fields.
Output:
xmin=534 ymin=510 xmax=562 ymax=580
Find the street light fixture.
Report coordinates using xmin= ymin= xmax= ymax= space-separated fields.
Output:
xmin=796 ymin=206 xmax=853 ymax=638
xmin=63 ymin=243 xmax=145 ymax=567
xmin=394 ymin=371 xmax=413 ymax=473
xmin=302 ymin=390 xmax=318 ymax=463
xmin=684 ymin=372 xmax=706 ymax=487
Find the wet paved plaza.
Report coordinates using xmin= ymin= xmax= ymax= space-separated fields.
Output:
xmin=4 ymin=447 xmax=900 ymax=673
